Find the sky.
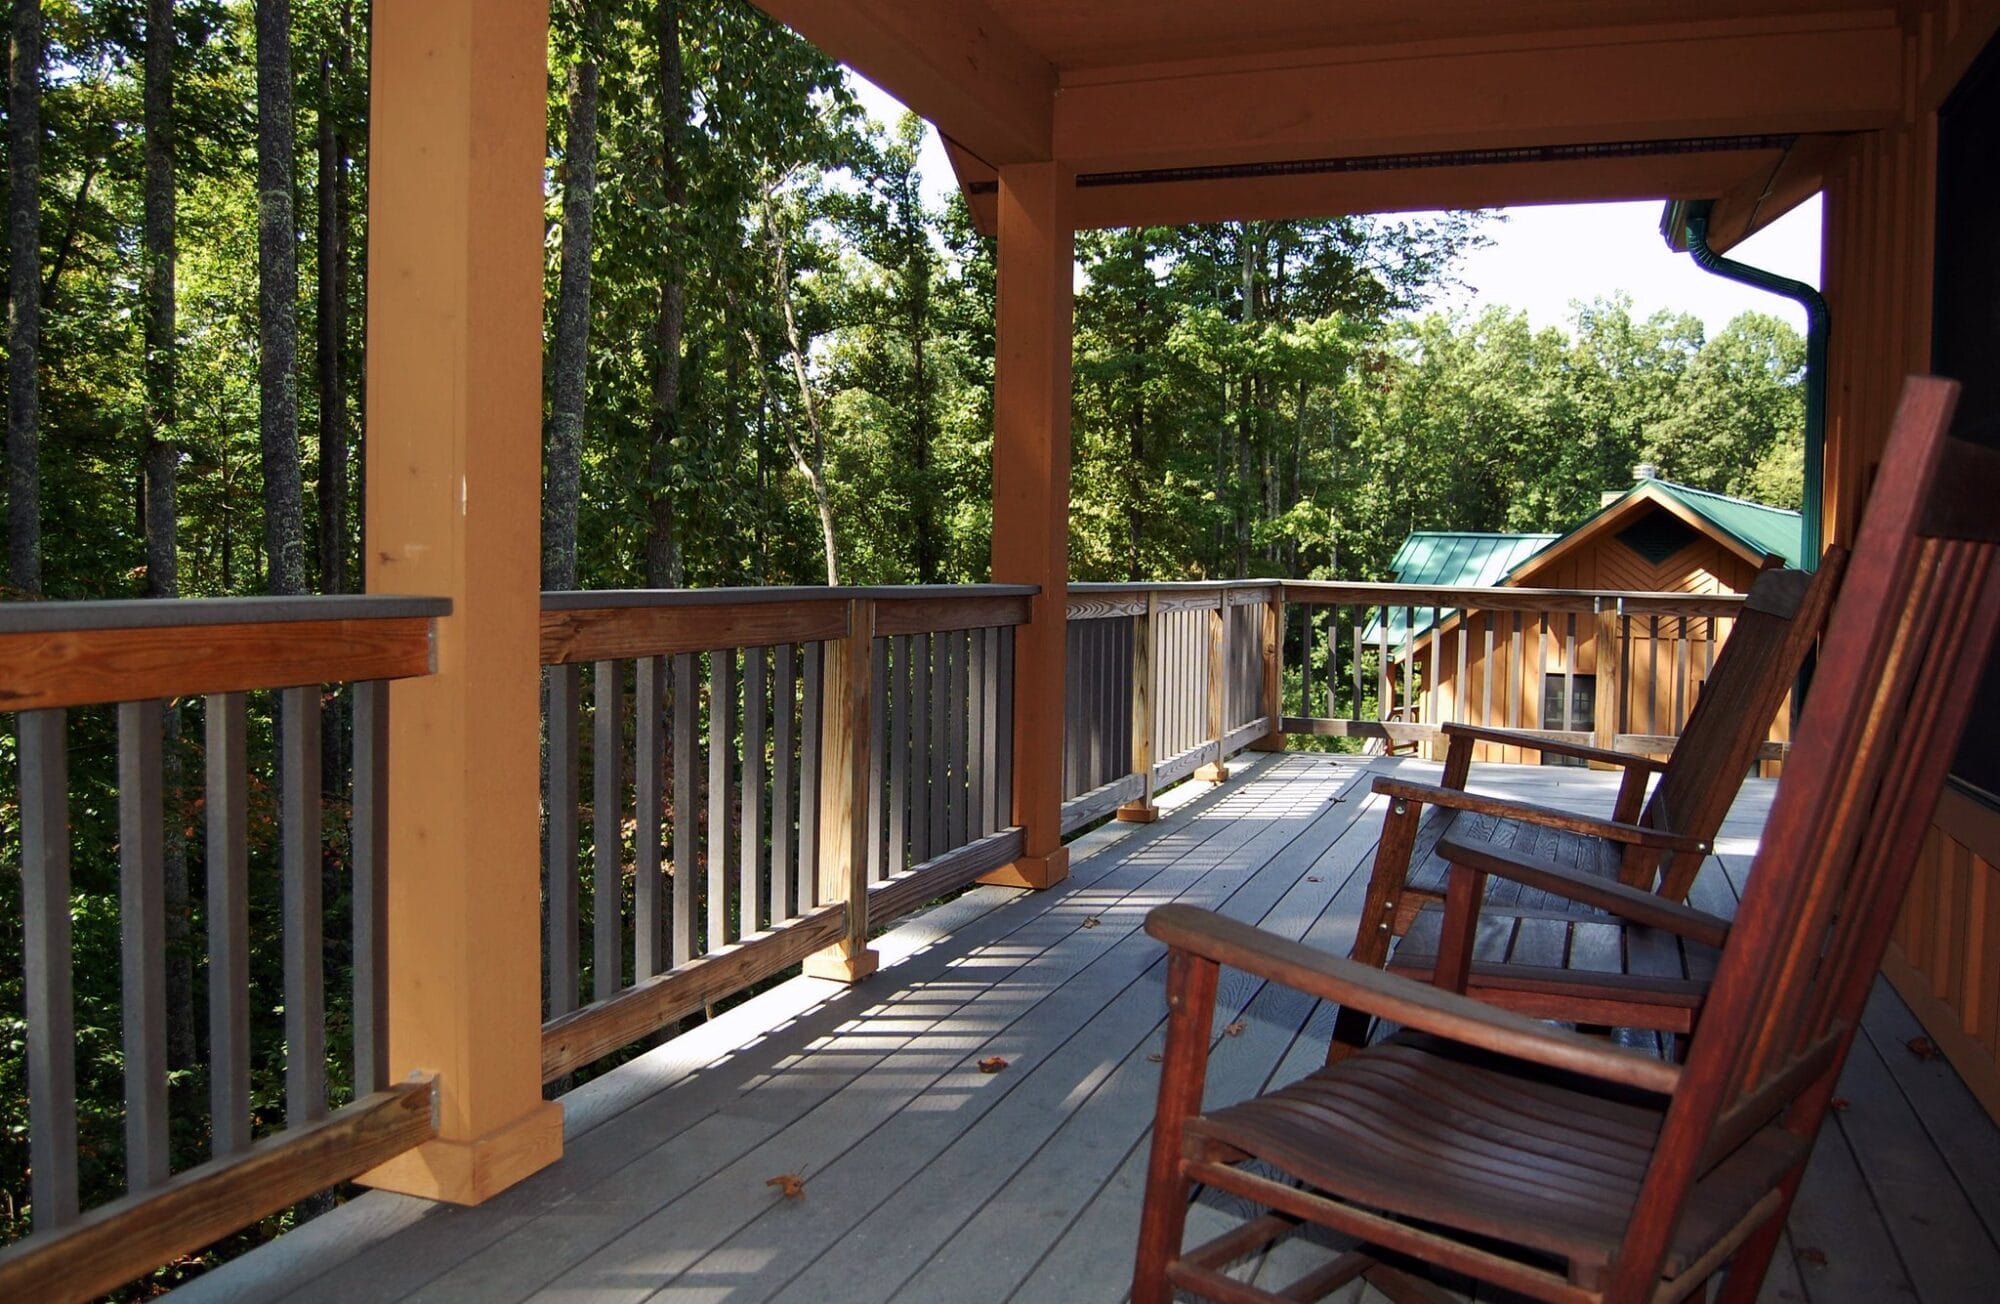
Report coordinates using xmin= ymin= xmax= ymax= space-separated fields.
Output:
xmin=848 ymin=76 xmax=1823 ymax=340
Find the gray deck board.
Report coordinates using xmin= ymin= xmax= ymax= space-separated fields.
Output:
xmin=176 ymin=752 xmax=1998 ymax=1304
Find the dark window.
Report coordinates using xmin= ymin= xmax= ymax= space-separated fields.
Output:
xmin=1615 ymin=508 xmax=1699 ymax=566
xmin=1541 ymin=674 xmax=1596 ymax=767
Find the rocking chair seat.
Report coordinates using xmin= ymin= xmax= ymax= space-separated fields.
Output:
xmin=1187 ymin=1041 xmax=1806 ymax=1279
xmin=1386 ymin=901 xmax=1719 ymax=1032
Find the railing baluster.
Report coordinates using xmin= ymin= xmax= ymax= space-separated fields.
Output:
xmin=206 ymin=693 xmax=251 ymax=1155
xmin=708 ymin=649 xmax=733 ymax=948
xmin=280 ymin=685 xmax=325 ymax=1127
xmin=671 ymin=653 xmax=697 ymax=966
xmin=868 ymin=637 xmax=887 ymax=882
xmin=635 ymin=656 xmax=665 ymax=979
xmin=1479 ymin=612 xmax=1494 ymax=728
xmin=1351 ymin=612 xmax=1363 ymax=723
xmin=997 ymin=628 xmax=1016 ymax=823
xmin=887 ymin=635 xmax=909 ymax=870
xmin=118 ymin=699 xmax=170 ymax=1194
xmin=21 ymin=708 xmax=79 ymax=1231
xmin=772 ymin=643 xmax=797 ymax=922
xmin=594 ymin=660 xmax=625 ymax=1000
xmin=1675 ymin=615 xmax=1690 ymax=731
xmin=984 ymin=627 xmax=1004 ymax=834
xmin=1562 ymin=613 xmax=1578 ymax=733
xmin=969 ymin=629 xmax=988 ymax=838
xmin=799 ymin=643 xmax=822 ymax=913
xmin=949 ymin=629 xmax=969 ymax=849
xmin=929 ymin=632 xmax=948 ymax=852
xmin=1508 ymin=612 xmax=1524 ymax=730
xmin=742 ymin=645 xmax=768 ymax=928
xmin=909 ymin=634 xmax=928 ymax=865
xmin=1648 ymin=614 xmax=1663 ymax=736
xmin=352 ymin=680 xmax=390 ymax=1095
xmin=546 ymin=666 xmax=581 ymax=1017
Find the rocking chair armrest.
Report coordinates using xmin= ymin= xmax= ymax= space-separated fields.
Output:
xmin=1370 ymin=777 xmax=1710 ymax=854
xmin=1145 ymin=904 xmax=1682 ymax=1097
xmin=1437 ymin=835 xmax=1733 ymax=949
xmin=1440 ymin=723 xmax=1670 ymax=773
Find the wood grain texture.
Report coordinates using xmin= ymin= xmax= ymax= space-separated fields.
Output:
xmin=0 ymin=1081 xmax=436 ymax=1304
xmin=874 ymin=593 xmax=1031 ymax=636
xmin=540 ymin=907 xmax=845 ymax=1081
xmin=0 ymin=616 xmax=437 ymax=710
xmin=540 ymin=600 xmax=848 ymax=665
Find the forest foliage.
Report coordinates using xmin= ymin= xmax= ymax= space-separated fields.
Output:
xmin=0 ymin=0 xmax=1804 ymax=1282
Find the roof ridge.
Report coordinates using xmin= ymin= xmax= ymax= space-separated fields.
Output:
xmin=1645 ymin=477 xmax=1799 ymax=518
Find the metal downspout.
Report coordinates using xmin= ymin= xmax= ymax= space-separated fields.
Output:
xmin=1679 ymin=199 xmax=1828 ymax=572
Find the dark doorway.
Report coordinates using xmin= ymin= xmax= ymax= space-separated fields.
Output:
xmin=1934 ymin=27 xmax=2000 ymax=806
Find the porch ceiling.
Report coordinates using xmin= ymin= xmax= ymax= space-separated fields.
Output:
xmin=751 ymin=1 xmax=1906 ymax=234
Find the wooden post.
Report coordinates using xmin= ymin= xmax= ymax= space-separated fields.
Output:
xmin=1249 ymin=592 xmax=1285 ymax=751
xmin=1194 ymin=599 xmax=1229 ymax=782
xmin=355 ymin=0 xmax=562 ymax=1205
xmin=806 ymin=599 xmax=881 ymax=982
xmin=1117 ymin=592 xmax=1159 ymax=822
xmin=1593 ymin=597 xmax=1623 ymax=767
xmin=982 ymin=161 xmax=1074 ymax=890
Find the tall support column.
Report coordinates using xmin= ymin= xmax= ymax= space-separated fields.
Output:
xmin=357 ymin=0 xmax=562 ymax=1204
xmin=983 ymin=161 xmax=1074 ymax=890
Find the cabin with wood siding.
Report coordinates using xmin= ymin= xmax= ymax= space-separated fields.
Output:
xmin=1383 ymin=471 xmax=1803 ymax=767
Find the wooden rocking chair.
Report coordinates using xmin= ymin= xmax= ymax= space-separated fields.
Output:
xmin=1337 ymin=548 xmax=1845 ymax=1044
xmin=1134 ymin=376 xmax=1998 ymax=1303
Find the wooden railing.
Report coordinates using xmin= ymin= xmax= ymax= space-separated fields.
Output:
xmin=1061 ymin=583 xmax=1280 ymax=832
xmin=0 ymin=596 xmax=448 ymax=1300
xmin=1279 ymin=581 xmax=1780 ymax=760
xmin=536 ymin=585 xmax=1034 ymax=1082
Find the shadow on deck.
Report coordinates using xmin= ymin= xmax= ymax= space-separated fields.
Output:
xmin=175 ymin=753 xmax=2000 ymax=1303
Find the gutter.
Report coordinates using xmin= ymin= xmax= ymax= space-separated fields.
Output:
xmin=1662 ymin=199 xmax=1827 ymax=572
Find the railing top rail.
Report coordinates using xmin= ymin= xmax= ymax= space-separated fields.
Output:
xmin=542 ymin=583 xmax=1038 ymax=611
xmin=1068 ymin=580 xmax=1276 ymax=594
xmin=0 ymin=593 xmax=451 ymax=634
xmin=0 ymin=598 xmax=444 ymax=710
xmin=1277 ymin=580 xmax=1747 ymax=616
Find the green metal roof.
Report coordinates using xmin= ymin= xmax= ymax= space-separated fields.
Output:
xmin=1623 ymin=479 xmax=1804 ymax=569
xmin=1364 ymin=532 xmax=1557 ymax=645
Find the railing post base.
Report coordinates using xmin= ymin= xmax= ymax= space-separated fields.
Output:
xmin=1195 ymin=761 xmax=1230 ymax=784
xmin=804 ymin=943 xmax=881 ymax=984
xmin=358 ymin=1097 xmax=562 ymax=1207
xmin=1116 ymin=801 xmax=1160 ymax=823
xmin=981 ymin=845 xmax=1070 ymax=890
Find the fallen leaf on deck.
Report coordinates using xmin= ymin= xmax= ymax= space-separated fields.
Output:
xmin=1307 ymin=876 xmax=1323 ymax=883
xmin=1222 ymin=1021 xmax=1247 ymax=1037
xmin=1797 ymin=1246 xmax=1828 ymax=1266
xmin=1082 ymin=916 xmax=1100 ymax=929
xmin=979 ymin=1056 xmax=1009 ymax=1073
xmin=1829 ymin=1096 xmax=1850 ymax=1112
xmin=1907 ymin=1036 xmax=1945 ymax=1061
xmin=765 ymin=1173 xmax=806 ymax=1200
xmin=1147 ymin=1052 xmax=1164 ymax=1063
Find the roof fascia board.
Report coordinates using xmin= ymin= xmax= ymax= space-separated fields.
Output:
xmin=1508 ymin=484 xmax=1768 ymax=585
xmin=1051 ymin=15 xmax=1902 ymax=175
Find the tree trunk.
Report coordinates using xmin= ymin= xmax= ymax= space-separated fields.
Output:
xmin=258 ymin=0 xmax=305 ymax=597
xmin=7 ymin=0 xmax=41 ymax=596
xmin=543 ymin=29 xmax=598 ymax=593
xmin=314 ymin=37 xmax=349 ymax=597
xmin=645 ymin=0 xmax=685 ymax=589
xmin=142 ymin=0 xmax=197 ymax=1081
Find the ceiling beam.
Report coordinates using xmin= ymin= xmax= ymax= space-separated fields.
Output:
xmin=751 ymin=0 xmax=1054 ymax=165
xmin=1053 ymin=15 xmax=1904 ymax=174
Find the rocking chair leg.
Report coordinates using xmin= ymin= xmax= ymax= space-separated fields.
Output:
xmin=1134 ymin=950 xmax=1221 ymax=1304
xmin=1712 ymin=1166 xmax=1806 ymax=1304
xmin=1332 ymin=798 xmax=1424 ymax=1063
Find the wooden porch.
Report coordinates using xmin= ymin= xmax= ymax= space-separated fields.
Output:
xmin=176 ymin=753 xmax=2000 ymax=1303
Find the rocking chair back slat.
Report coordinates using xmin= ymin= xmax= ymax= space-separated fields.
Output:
xmin=1638 ymin=560 xmax=1838 ymax=900
xmin=1611 ymin=377 xmax=2000 ymax=1297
